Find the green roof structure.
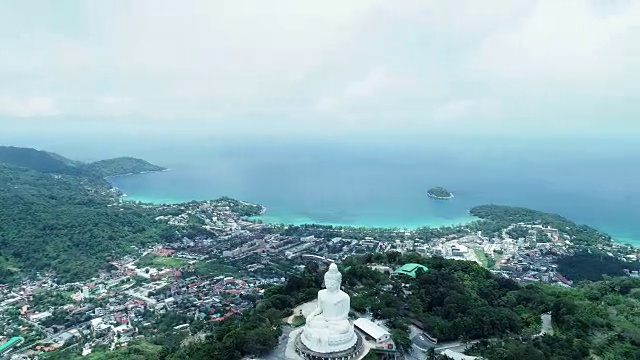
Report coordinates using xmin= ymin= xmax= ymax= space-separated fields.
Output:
xmin=0 ymin=337 xmax=23 ymax=354
xmin=394 ymin=263 xmax=429 ymax=278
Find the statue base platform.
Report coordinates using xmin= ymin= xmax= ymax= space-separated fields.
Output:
xmin=295 ymin=332 xmax=364 ymax=360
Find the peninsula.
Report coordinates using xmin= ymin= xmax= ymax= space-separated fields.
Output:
xmin=85 ymin=157 xmax=167 ymax=178
xmin=427 ymin=186 xmax=454 ymax=199
xmin=0 ymin=146 xmax=166 ymax=178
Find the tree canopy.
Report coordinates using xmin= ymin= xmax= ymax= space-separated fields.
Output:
xmin=54 ymin=253 xmax=640 ymax=360
xmin=0 ymin=145 xmax=165 ymax=178
xmin=83 ymin=157 xmax=166 ymax=177
xmin=0 ymin=164 xmax=176 ymax=283
xmin=470 ymin=204 xmax=612 ymax=246
xmin=556 ymin=252 xmax=640 ymax=281
xmin=427 ymin=186 xmax=453 ymax=199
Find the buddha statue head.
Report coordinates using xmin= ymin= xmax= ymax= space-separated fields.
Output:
xmin=324 ymin=263 xmax=342 ymax=292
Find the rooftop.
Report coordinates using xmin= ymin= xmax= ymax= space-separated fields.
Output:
xmin=0 ymin=337 xmax=22 ymax=352
xmin=394 ymin=263 xmax=429 ymax=278
xmin=354 ymin=318 xmax=390 ymax=341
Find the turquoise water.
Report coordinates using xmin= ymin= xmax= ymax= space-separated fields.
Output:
xmin=106 ymin=138 xmax=640 ymax=246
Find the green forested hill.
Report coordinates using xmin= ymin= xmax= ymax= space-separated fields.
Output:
xmin=556 ymin=252 xmax=640 ymax=281
xmin=343 ymin=253 xmax=640 ymax=360
xmin=83 ymin=157 xmax=166 ymax=177
xmin=473 ymin=277 xmax=640 ymax=359
xmin=0 ymin=146 xmax=85 ymax=175
xmin=0 ymin=146 xmax=165 ymax=178
xmin=470 ymin=204 xmax=612 ymax=246
xmin=0 ymin=164 xmax=174 ymax=283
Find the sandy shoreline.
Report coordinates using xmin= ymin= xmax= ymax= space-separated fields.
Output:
xmin=104 ymin=168 xmax=169 ymax=180
xmin=105 ymin=171 xmax=640 ymax=247
xmin=427 ymin=192 xmax=454 ymax=200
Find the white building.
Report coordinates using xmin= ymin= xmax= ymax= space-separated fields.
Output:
xmin=369 ymin=265 xmax=392 ymax=273
xmin=451 ymin=244 xmax=469 ymax=258
xmin=29 ymin=311 xmax=52 ymax=322
xmin=90 ymin=317 xmax=103 ymax=329
xmin=353 ymin=318 xmax=391 ymax=344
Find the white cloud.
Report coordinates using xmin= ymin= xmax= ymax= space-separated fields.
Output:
xmin=94 ymin=96 xmax=134 ymax=116
xmin=100 ymin=96 xmax=132 ymax=106
xmin=432 ymin=99 xmax=500 ymax=121
xmin=343 ymin=67 xmax=389 ymax=99
xmin=314 ymin=98 xmax=339 ymax=112
xmin=314 ymin=67 xmax=391 ymax=112
xmin=99 ymin=0 xmax=378 ymax=100
xmin=313 ymin=66 xmax=418 ymax=116
xmin=0 ymin=96 xmax=57 ymax=117
xmin=0 ymin=0 xmax=382 ymax=118
xmin=474 ymin=0 xmax=640 ymax=87
xmin=0 ymin=0 xmax=637 ymax=137
xmin=377 ymin=0 xmax=533 ymax=31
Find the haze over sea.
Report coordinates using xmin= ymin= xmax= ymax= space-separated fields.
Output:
xmin=60 ymin=134 xmax=637 ymax=247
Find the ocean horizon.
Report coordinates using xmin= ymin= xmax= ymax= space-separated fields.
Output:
xmin=104 ymin=138 xmax=640 ymax=246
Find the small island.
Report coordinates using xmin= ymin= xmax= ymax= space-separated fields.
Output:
xmin=427 ymin=186 xmax=454 ymax=199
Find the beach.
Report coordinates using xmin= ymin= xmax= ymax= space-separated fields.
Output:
xmin=107 ymin=141 xmax=640 ymax=246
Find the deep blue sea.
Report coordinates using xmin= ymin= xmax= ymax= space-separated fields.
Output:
xmin=99 ymin=136 xmax=640 ymax=246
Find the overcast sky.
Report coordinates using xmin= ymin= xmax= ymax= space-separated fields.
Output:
xmin=1 ymin=0 xmax=639 ymax=139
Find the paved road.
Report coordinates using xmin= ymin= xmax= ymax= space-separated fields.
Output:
xmin=7 ymin=320 xmax=93 ymax=358
xmin=405 ymin=349 xmax=427 ymax=360
xmin=412 ymin=333 xmax=437 ymax=351
xmin=538 ymin=313 xmax=553 ymax=336
xmin=409 ymin=325 xmax=479 ymax=354
xmin=258 ymin=328 xmax=296 ymax=360
xmin=24 ymin=318 xmax=48 ymax=335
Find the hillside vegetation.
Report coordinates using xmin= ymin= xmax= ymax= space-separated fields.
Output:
xmin=0 ymin=146 xmax=85 ymax=175
xmin=427 ymin=186 xmax=453 ymax=199
xmin=470 ymin=204 xmax=612 ymax=246
xmin=57 ymin=254 xmax=640 ymax=360
xmin=472 ymin=277 xmax=640 ymax=359
xmin=83 ymin=157 xmax=166 ymax=177
xmin=342 ymin=253 xmax=640 ymax=360
xmin=0 ymin=164 xmax=175 ymax=283
xmin=556 ymin=252 xmax=640 ymax=281
xmin=0 ymin=146 xmax=165 ymax=178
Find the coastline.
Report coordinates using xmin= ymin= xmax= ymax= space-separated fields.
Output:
xmin=114 ymin=188 xmax=640 ymax=246
xmin=427 ymin=192 xmax=455 ymax=200
xmin=104 ymin=168 xmax=169 ymax=180
xmin=252 ymin=210 xmax=477 ymax=231
xmin=106 ymin=169 xmax=182 ymax=205
xmin=106 ymin=172 xmax=640 ymax=247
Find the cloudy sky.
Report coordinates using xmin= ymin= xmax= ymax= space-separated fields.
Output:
xmin=1 ymin=0 xmax=639 ymax=138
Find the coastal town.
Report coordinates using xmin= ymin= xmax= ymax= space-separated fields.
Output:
xmin=1 ymin=198 xmax=639 ymax=359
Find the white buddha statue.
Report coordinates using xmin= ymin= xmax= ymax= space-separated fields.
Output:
xmin=300 ymin=263 xmax=358 ymax=353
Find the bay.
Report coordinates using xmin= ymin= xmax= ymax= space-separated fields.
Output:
xmin=106 ymin=137 xmax=640 ymax=246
